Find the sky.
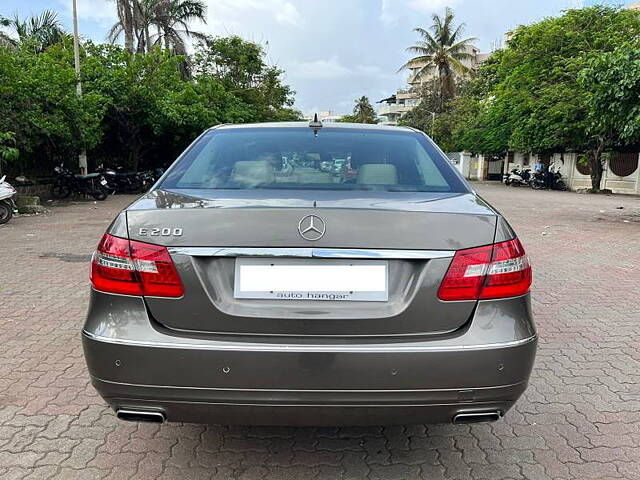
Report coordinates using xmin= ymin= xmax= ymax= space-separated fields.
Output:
xmin=1 ymin=0 xmax=634 ymax=115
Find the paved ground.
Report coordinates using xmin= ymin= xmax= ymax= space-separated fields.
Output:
xmin=0 ymin=183 xmax=639 ymax=479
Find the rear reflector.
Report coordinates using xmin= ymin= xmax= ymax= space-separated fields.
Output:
xmin=91 ymin=234 xmax=183 ymax=297
xmin=438 ymin=238 xmax=531 ymax=301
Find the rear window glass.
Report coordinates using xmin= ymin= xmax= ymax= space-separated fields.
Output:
xmin=160 ymin=127 xmax=467 ymax=193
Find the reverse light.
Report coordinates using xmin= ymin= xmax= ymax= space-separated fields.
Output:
xmin=91 ymin=234 xmax=183 ymax=297
xmin=438 ymin=238 xmax=532 ymax=301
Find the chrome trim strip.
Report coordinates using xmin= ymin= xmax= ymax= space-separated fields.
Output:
xmin=83 ymin=330 xmax=537 ymax=353
xmin=167 ymin=247 xmax=455 ymax=260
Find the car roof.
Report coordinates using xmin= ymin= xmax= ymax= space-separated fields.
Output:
xmin=209 ymin=122 xmax=416 ymax=133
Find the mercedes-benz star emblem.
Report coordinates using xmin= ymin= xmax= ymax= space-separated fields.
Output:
xmin=298 ymin=214 xmax=326 ymax=241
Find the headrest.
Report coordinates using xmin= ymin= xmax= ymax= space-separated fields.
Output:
xmin=231 ymin=160 xmax=275 ymax=186
xmin=357 ymin=164 xmax=398 ymax=185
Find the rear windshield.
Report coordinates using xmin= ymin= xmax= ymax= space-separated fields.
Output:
xmin=159 ymin=127 xmax=468 ymax=193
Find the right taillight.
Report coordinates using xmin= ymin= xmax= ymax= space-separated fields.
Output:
xmin=438 ymin=238 xmax=532 ymax=301
xmin=91 ymin=233 xmax=184 ymax=298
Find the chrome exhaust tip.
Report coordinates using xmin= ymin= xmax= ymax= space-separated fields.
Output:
xmin=452 ymin=411 xmax=501 ymax=424
xmin=116 ymin=409 xmax=166 ymax=423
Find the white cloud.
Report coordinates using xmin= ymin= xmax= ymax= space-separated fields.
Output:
xmin=57 ymin=0 xmax=117 ymax=27
xmin=206 ymin=0 xmax=302 ymax=27
xmin=406 ymin=0 xmax=459 ymax=12
xmin=289 ymin=57 xmax=391 ymax=81
xmin=290 ymin=57 xmax=351 ymax=80
xmin=381 ymin=0 xmax=459 ymax=25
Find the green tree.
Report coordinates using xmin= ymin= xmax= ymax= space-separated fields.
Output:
xmin=341 ymin=96 xmax=377 ymax=124
xmin=81 ymin=44 xmax=212 ymax=170
xmin=192 ymin=36 xmax=300 ymax=122
xmin=0 ymin=132 xmax=19 ymax=174
xmin=452 ymin=6 xmax=640 ymax=190
xmin=0 ymin=40 xmax=106 ymax=173
xmin=0 ymin=9 xmax=300 ymax=175
xmin=580 ymin=44 xmax=640 ymax=186
xmin=399 ymin=7 xmax=476 ymax=106
xmin=0 ymin=10 xmax=65 ymax=52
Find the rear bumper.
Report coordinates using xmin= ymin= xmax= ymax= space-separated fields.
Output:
xmin=82 ymin=290 xmax=537 ymax=426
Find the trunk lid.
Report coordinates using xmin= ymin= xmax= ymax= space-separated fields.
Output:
xmin=124 ymin=189 xmax=497 ymax=337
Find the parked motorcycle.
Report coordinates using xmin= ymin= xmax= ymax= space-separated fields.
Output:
xmin=137 ymin=168 xmax=163 ymax=192
xmin=51 ymin=164 xmax=108 ymax=201
xmin=0 ymin=175 xmax=18 ymax=224
xmin=96 ymin=165 xmax=143 ymax=194
xmin=531 ymin=165 xmax=567 ymax=191
xmin=504 ymin=167 xmax=532 ymax=187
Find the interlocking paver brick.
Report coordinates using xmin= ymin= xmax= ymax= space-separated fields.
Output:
xmin=0 ymin=183 xmax=639 ymax=478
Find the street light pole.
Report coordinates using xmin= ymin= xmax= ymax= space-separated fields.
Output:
xmin=72 ymin=0 xmax=88 ymax=174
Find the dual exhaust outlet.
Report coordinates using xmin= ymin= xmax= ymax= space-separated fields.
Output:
xmin=115 ymin=408 xmax=500 ymax=425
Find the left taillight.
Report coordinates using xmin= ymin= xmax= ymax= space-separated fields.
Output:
xmin=91 ymin=233 xmax=184 ymax=298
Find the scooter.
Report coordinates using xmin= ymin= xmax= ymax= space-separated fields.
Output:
xmin=531 ymin=165 xmax=567 ymax=191
xmin=0 ymin=175 xmax=18 ymax=224
xmin=505 ymin=167 xmax=532 ymax=187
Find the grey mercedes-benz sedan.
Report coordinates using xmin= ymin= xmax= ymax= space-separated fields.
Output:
xmin=82 ymin=122 xmax=537 ymax=426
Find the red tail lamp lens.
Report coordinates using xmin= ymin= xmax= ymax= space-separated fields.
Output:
xmin=438 ymin=238 xmax=532 ymax=301
xmin=91 ymin=234 xmax=183 ymax=297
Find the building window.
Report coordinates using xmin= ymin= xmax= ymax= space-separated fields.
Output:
xmin=522 ymin=153 xmax=530 ymax=166
xmin=609 ymin=152 xmax=639 ymax=177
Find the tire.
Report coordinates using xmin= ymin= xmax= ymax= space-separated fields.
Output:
xmin=0 ymin=202 xmax=12 ymax=224
xmin=51 ymin=182 xmax=71 ymax=199
xmin=554 ymin=180 xmax=567 ymax=191
xmin=531 ymin=181 xmax=544 ymax=190
xmin=511 ymin=181 xmax=520 ymax=187
xmin=126 ymin=179 xmax=143 ymax=194
xmin=92 ymin=187 xmax=108 ymax=201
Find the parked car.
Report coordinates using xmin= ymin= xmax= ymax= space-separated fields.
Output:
xmin=331 ymin=158 xmax=347 ymax=176
xmin=319 ymin=160 xmax=332 ymax=172
xmin=83 ymin=122 xmax=537 ymax=426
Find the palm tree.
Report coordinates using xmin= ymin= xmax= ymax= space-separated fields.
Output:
xmin=108 ymin=0 xmax=206 ymax=55
xmin=0 ymin=16 xmax=15 ymax=48
xmin=1 ymin=10 xmax=65 ymax=52
xmin=151 ymin=0 xmax=207 ymax=56
xmin=399 ymin=7 xmax=477 ymax=105
xmin=352 ymin=96 xmax=378 ymax=124
xmin=108 ymin=0 xmax=136 ymax=52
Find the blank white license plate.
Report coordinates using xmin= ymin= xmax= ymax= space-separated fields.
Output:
xmin=234 ymin=258 xmax=388 ymax=302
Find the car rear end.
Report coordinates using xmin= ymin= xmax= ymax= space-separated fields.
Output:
xmin=82 ymin=123 xmax=537 ymax=426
